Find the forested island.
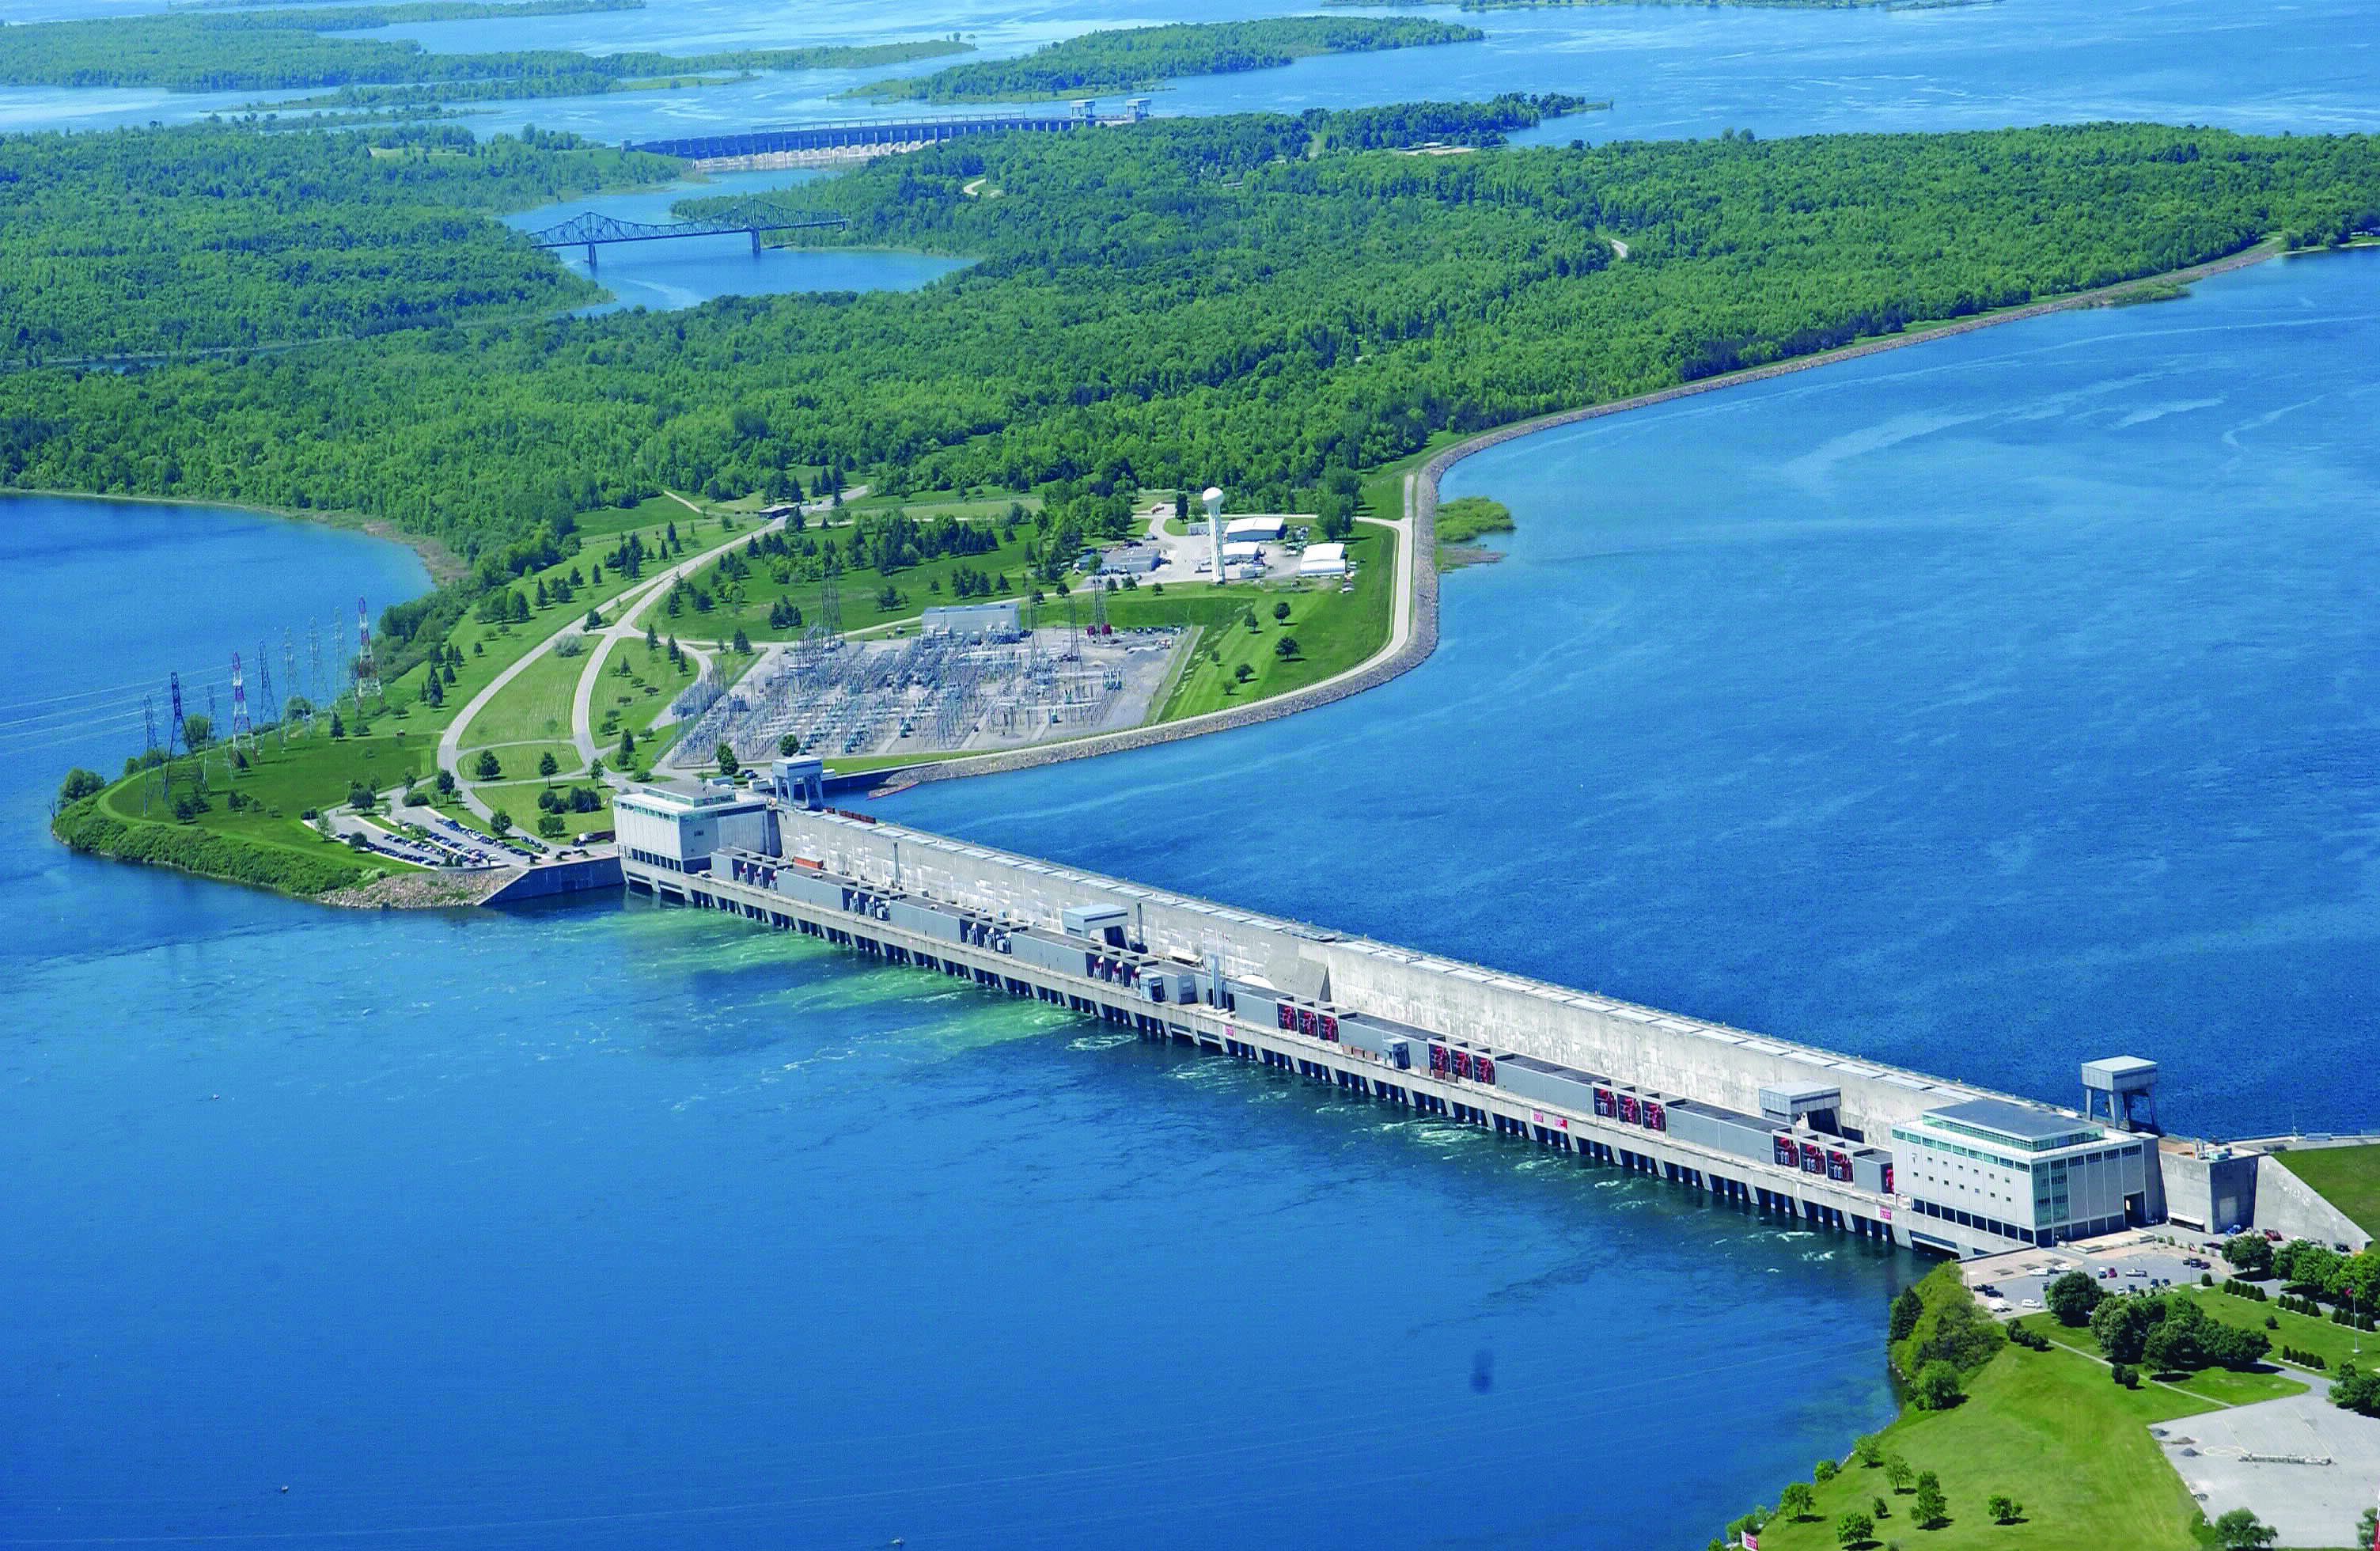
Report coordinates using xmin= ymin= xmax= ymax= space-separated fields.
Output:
xmin=0 ymin=125 xmax=676 ymax=364
xmin=851 ymin=17 xmax=1484 ymax=104
xmin=0 ymin=2 xmax=969 ymax=97
xmin=8 ymin=109 xmax=2371 ymax=561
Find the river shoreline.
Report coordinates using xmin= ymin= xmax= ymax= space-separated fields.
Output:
xmin=892 ymin=237 xmax=2303 ymax=791
xmin=33 ymin=237 xmax=2340 ymax=902
xmin=2 ymin=487 xmax=466 ymax=584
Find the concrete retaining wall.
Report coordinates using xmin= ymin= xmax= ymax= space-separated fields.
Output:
xmin=2252 ymin=1151 xmax=2374 ymax=1250
xmin=484 ymin=854 xmax=622 ymax=905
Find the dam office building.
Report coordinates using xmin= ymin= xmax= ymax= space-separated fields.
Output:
xmin=616 ymin=766 xmax=2213 ymax=1260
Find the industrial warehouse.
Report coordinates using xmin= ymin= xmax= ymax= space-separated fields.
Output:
xmin=615 ymin=764 xmax=2297 ymax=1261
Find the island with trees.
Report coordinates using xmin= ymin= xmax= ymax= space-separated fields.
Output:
xmin=0 ymin=2 xmax=970 ymax=100
xmin=850 ymin=17 xmax=1486 ymax=104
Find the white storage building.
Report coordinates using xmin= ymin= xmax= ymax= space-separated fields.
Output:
xmin=1298 ymin=541 xmax=1349 ymax=578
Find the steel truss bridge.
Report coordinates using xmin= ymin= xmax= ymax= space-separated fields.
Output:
xmin=524 ymin=204 xmax=849 ymax=265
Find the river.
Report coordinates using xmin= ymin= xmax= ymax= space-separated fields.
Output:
xmin=502 ymin=169 xmax=971 ymax=315
xmin=2 ymin=2 xmax=2376 ymax=1547
xmin=5 ymin=0 xmax=2380 ymax=142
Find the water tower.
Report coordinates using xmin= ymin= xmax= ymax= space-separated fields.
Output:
xmin=1202 ymin=486 xmax=1225 ymax=584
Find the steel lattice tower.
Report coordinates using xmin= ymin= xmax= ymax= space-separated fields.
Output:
xmin=354 ymin=596 xmax=381 ymax=705
xmin=820 ymin=578 xmax=843 ymax=637
xmin=1090 ymin=581 xmax=1109 ymax=638
xmin=308 ymin=620 xmax=328 ymax=719
xmin=141 ymin=696 xmax=161 ymax=813
xmin=256 ymin=641 xmax=282 ymax=747
xmin=230 ymin=652 xmax=252 ymax=747
xmin=167 ymin=672 xmax=189 ymax=762
xmin=284 ymin=631 xmax=307 ymax=731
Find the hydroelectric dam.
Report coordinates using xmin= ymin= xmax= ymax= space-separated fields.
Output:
xmin=612 ymin=764 xmax=2367 ymax=1262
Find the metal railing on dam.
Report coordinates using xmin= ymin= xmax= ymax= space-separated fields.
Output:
xmin=627 ymin=112 xmax=1087 ymax=163
xmin=618 ymin=795 xmax=2221 ymax=1259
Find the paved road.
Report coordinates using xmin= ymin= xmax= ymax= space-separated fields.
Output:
xmin=567 ymin=487 xmax=858 ymax=776
xmin=439 ymin=490 xmax=837 ymax=820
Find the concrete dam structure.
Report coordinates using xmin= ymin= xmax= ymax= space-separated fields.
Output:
xmin=615 ymin=767 xmax=2346 ymax=1261
xmin=627 ymin=100 xmax=1150 ymax=168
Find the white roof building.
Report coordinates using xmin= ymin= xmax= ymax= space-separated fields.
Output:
xmin=1222 ymin=541 xmax=1267 ymax=563
xmin=1225 ymin=515 xmax=1286 ymax=544
xmin=1298 ymin=541 xmax=1348 ymax=578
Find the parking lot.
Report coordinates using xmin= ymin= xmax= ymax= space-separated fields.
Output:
xmin=1959 ymin=1228 xmax=2243 ymax=1314
xmin=2154 ymin=1392 xmax=2380 ymax=1548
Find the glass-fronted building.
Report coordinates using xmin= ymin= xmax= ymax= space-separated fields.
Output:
xmin=1890 ymin=1098 xmax=2150 ymax=1247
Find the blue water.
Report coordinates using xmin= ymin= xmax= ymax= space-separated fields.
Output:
xmin=3 ymin=0 xmax=2378 ymax=142
xmin=2 ymin=2 xmax=2377 ymax=1545
xmin=898 ymin=248 xmax=2380 ymax=1141
xmin=502 ymin=168 xmax=972 ymax=314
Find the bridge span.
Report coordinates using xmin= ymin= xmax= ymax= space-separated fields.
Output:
xmin=523 ymin=205 xmax=848 ymax=267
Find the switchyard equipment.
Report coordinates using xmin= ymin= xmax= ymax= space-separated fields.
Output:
xmin=669 ymin=625 xmax=1179 ymax=768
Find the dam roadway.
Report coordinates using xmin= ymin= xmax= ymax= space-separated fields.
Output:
xmin=614 ymin=779 xmax=2351 ymax=1261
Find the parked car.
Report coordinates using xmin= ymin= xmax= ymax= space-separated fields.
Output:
xmin=2021 ymin=1298 xmax=2042 ymax=1310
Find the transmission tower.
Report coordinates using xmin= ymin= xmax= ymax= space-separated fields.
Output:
xmin=204 ymin=685 xmax=222 ymax=787
xmin=1065 ymin=596 xmax=1081 ymax=660
xmin=167 ymin=672 xmax=189 ymax=762
xmin=284 ymin=630 xmax=308 ymax=732
xmin=354 ymin=596 xmax=381 ymax=706
xmin=256 ymin=640 xmax=282 ymax=747
xmin=230 ymin=652 xmax=252 ymax=748
xmin=820 ymin=578 xmax=843 ymax=637
xmin=141 ymin=696 xmax=161 ymax=813
xmin=1090 ymin=580 xmax=1109 ymax=638
xmin=308 ymin=619 xmax=328 ymax=719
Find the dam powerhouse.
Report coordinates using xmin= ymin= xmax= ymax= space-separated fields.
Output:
xmin=613 ymin=761 xmax=2364 ymax=1260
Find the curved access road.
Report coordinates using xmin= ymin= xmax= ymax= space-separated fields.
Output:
xmin=569 ymin=487 xmax=860 ymax=775
xmin=441 ymin=490 xmax=855 ymax=821
xmin=895 ymin=241 xmax=2292 ymax=792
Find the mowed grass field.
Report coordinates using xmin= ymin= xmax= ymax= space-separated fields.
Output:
xmin=1127 ymin=523 xmax=1397 ymax=720
xmin=460 ymin=639 xmax=588 ymax=749
xmin=1748 ymin=1339 xmax=2220 ymax=1551
xmin=2270 ymin=1144 xmax=2380 ymax=1237
xmin=100 ymin=731 xmax=430 ymax=867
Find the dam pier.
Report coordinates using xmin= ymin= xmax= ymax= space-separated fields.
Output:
xmin=616 ymin=766 xmax=2365 ymax=1261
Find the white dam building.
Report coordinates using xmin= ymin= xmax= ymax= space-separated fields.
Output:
xmin=612 ymin=766 xmax=2299 ymax=1261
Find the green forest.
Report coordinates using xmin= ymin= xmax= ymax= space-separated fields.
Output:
xmin=852 ymin=17 xmax=1484 ymax=103
xmin=0 ymin=3 xmax=968 ymax=96
xmin=3 ymin=110 xmax=2377 ymax=622
xmin=0 ymin=124 xmax=676 ymax=363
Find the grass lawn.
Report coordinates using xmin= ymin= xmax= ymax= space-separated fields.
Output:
xmin=1139 ymin=524 xmax=1397 ymax=720
xmin=459 ymin=639 xmax=590 ymax=748
xmin=461 ymin=740 xmax=583 ymax=783
xmin=592 ymin=643 xmax=703 ymax=748
xmin=2017 ymin=1307 xmax=2305 ymax=1406
xmin=2173 ymin=1284 xmax=2380 ymax=1372
xmin=98 ymin=731 xmax=433 ymax=867
xmin=2271 ymin=1145 xmax=2380 ymax=1237
xmin=1749 ymin=1341 xmax=2219 ymax=1551
xmin=475 ymin=776 xmax=614 ymax=833
xmin=676 ymin=512 xmax=1044 ymax=642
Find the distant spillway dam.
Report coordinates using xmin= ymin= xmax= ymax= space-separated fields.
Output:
xmin=612 ymin=766 xmax=2366 ymax=1261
